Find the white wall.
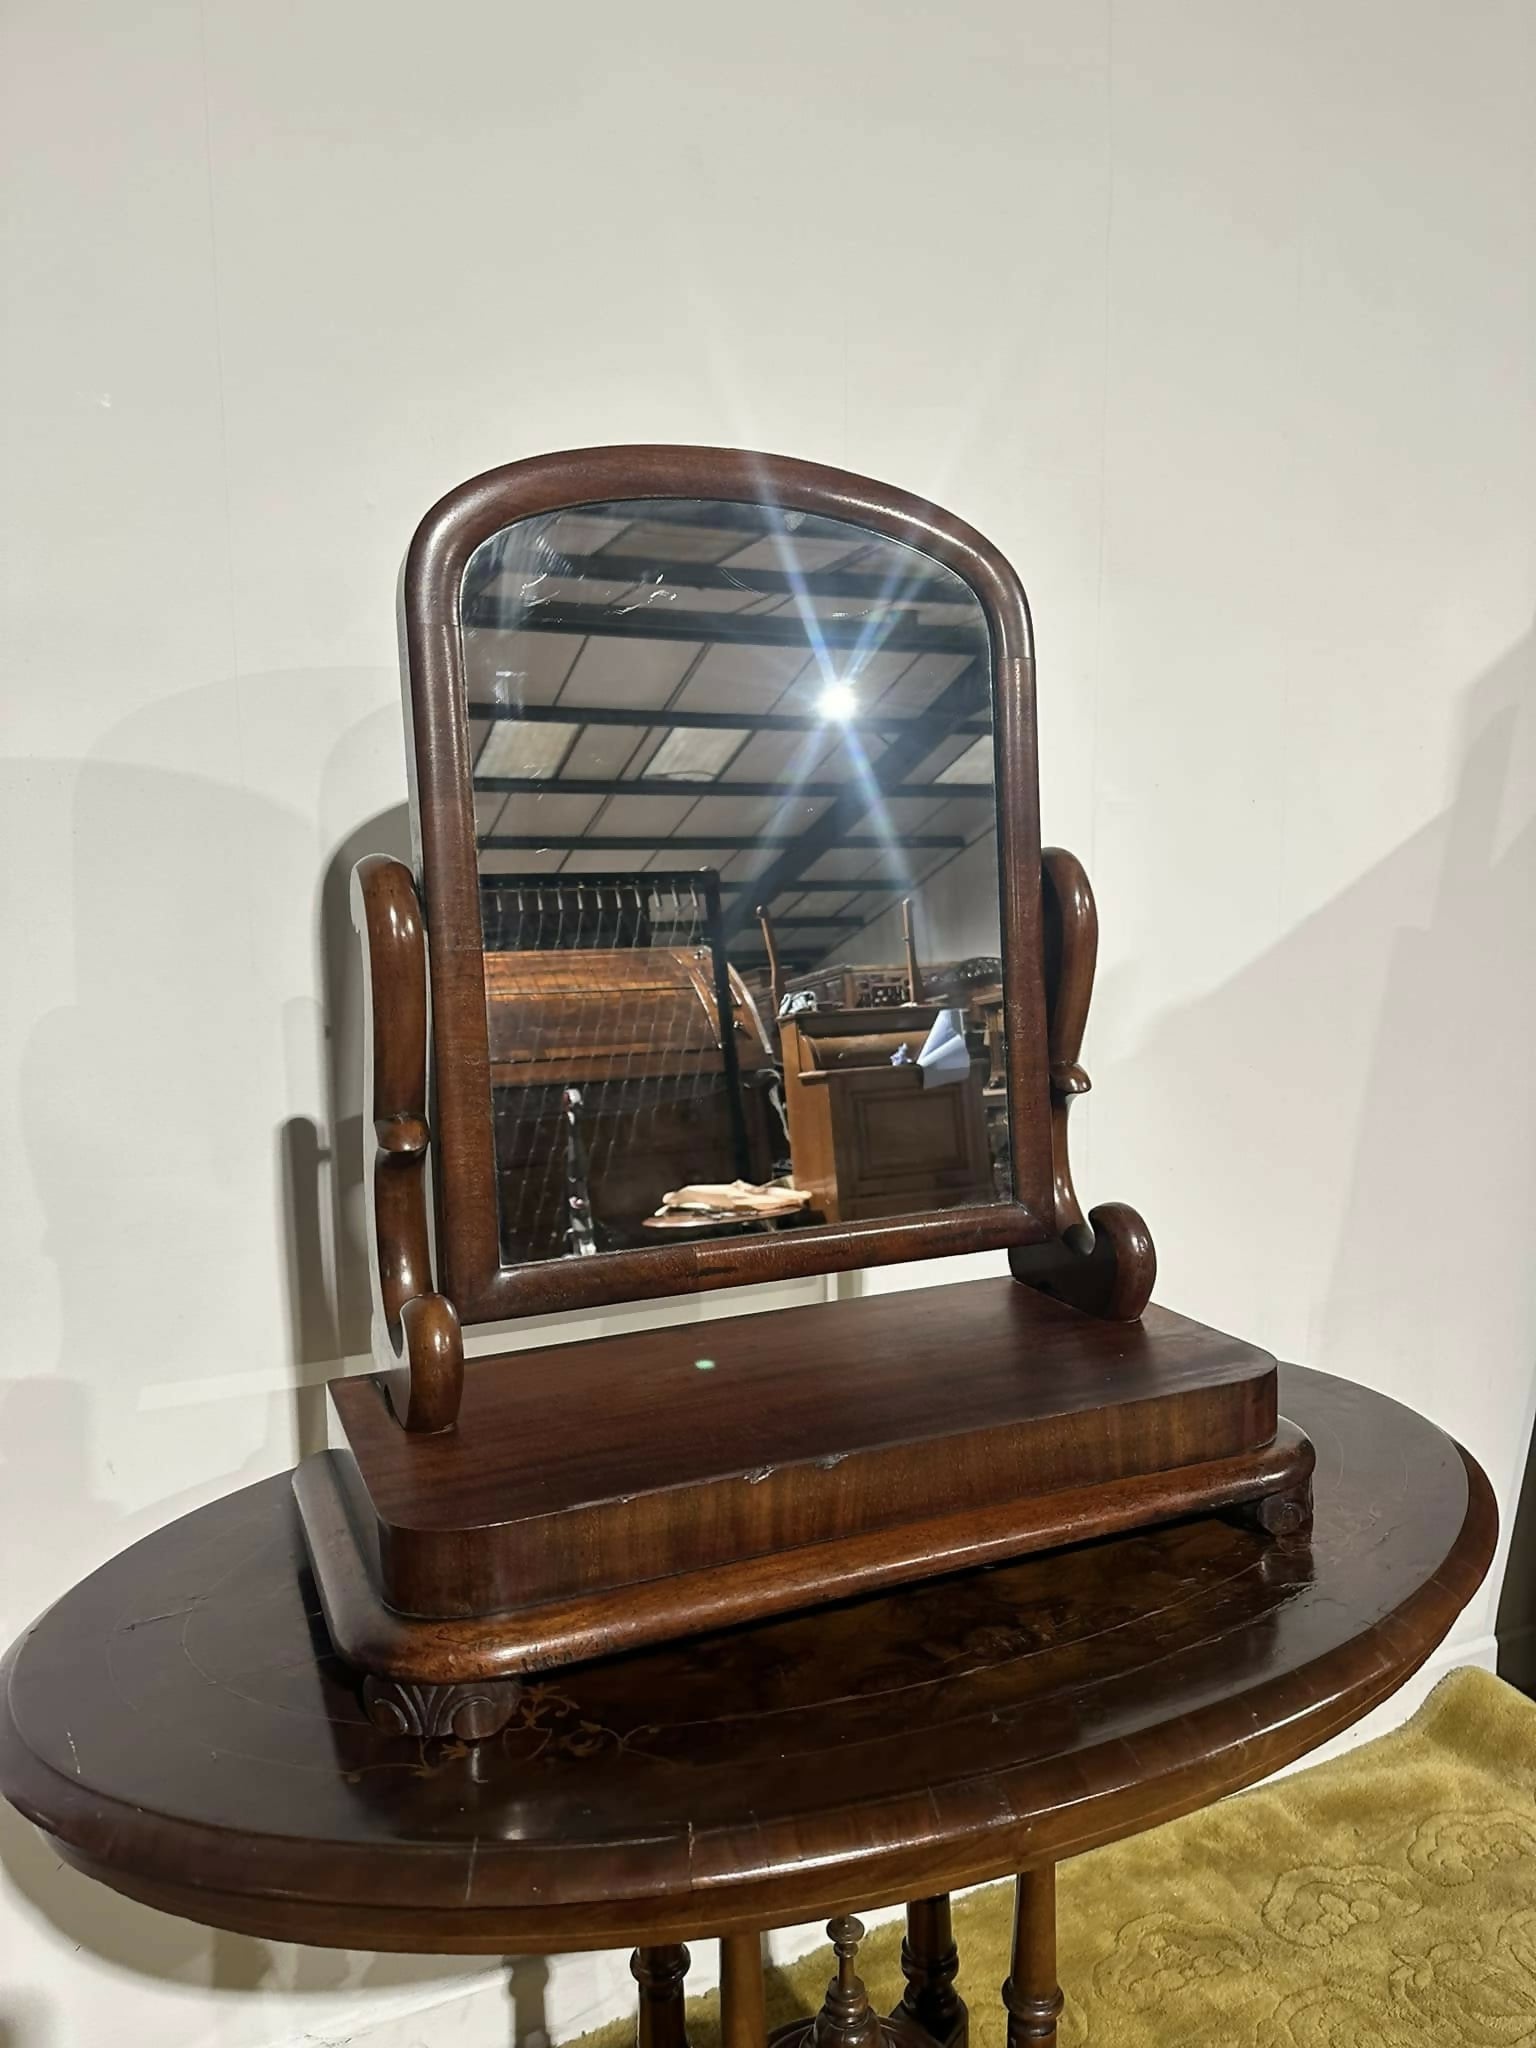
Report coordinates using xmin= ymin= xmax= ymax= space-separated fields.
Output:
xmin=846 ymin=830 xmax=1004 ymax=967
xmin=3 ymin=2 xmax=1534 ymax=2044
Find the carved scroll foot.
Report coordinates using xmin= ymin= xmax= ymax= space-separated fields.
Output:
xmin=1024 ymin=848 xmax=1157 ymax=1325
xmin=1009 ymin=1201 xmax=1156 ymax=1322
xmin=383 ymin=1290 xmax=464 ymax=1433
xmin=361 ymin=1673 xmax=521 ymax=1742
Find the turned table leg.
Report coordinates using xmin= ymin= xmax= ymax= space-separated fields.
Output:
xmin=769 ymin=1916 xmax=884 ymax=2048
xmin=633 ymin=1943 xmax=691 ymax=2048
xmin=1001 ymin=1869 xmax=1063 ymax=2048
xmin=721 ymin=1932 xmax=768 ymax=2048
xmin=898 ymin=1895 xmax=967 ymax=2048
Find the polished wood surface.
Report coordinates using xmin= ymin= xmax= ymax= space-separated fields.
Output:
xmin=298 ymin=1416 xmax=1312 ymax=1685
xmin=898 ymin=1897 xmax=966 ymax=2046
xmin=338 ymin=1284 xmax=1279 ymax=1544
xmin=399 ymin=446 xmax=1057 ymax=1322
xmin=1008 ymin=849 xmax=1154 ymax=1322
xmin=634 ymin=1943 xmax=691 ymax=2048
xmin=1 ymin=1367 xmax=1493 ymax=1954
xmin=327 ymin=843 xmax=1199 ymax=1685
xmin=1002 ymin=1871 xmax=1061 ymax=2048
xmin=310 ymin=1279 xmax=1284 ymax=1651
xmin=352 ymin=853 xmax=464 ymax=1431
xmin=721 ymin=1933 xmax=768 ymax=2048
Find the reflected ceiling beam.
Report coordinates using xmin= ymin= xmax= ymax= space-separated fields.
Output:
xmin=720 ymin=659 xmax=991 ymax=937
xmin=729 ymin=914 xmax=860 ymax=930
xmin=475 ymin=775 xmax=989 ymax=801
xmin=460 ymin=599 xmax=984 ymax=657
xmin=532 ymin=553 xmax=961 ymax=605
xmin=478 ymin=831 xmax=967 ymax=853
xmin=719 ymin=878 xmax=901 ymax=895
xmin=469 ymin=700 xmax=990 ymax=739
xmin=602 ymin=500 xmax=868 ymax=533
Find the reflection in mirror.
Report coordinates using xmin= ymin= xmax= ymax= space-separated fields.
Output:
xmin=460 ymin=499 xmax=1008 ymax=1266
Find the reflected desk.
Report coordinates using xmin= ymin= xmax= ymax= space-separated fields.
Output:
xmin=0 ymin=1367 xmax=1495 ymax=2048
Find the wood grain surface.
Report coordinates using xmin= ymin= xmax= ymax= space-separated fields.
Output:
xmin=0 ymin=1366 xmax=1495 ymax=1954
xmin=325 ymin=1279 xmax=1279 ymax=1621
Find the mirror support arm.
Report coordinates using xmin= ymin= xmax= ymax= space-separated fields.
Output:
xmin=1008 ymin=848 xmax=1156 ymax=1322
xmin=353 ymin=855 xmax=465 ymax=1432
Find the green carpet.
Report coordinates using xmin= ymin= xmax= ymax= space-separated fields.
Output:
xmin=578 ymin=1669 xmax=1536 ymax=2047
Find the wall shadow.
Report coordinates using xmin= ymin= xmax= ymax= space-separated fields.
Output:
xmin=1096 ymin=629 xmax=1535 ymax=1663
xmin=508 ymin=1955 xmax=553 ymax=2047
xmin=0 ymin=697 xmax=488 ymax=2028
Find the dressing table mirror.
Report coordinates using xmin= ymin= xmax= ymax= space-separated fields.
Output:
xmin=294 ymin=447 xmax=1314 ymax=1740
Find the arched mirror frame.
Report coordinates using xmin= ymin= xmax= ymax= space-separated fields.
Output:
xmin=399 ymin=445 xmax=1056 ymax=1324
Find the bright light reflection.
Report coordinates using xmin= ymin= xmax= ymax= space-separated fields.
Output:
xmin=817 ymin=681 xmax=858 ymax=722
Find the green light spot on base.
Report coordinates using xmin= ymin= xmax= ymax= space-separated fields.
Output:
xmin=694 ymin=1358 xmax=716 ymax=1371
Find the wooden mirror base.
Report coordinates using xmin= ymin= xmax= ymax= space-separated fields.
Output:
xmin=295 ymin=1280 xmax=1314 ymax=1727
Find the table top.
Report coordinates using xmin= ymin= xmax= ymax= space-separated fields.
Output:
xmin=0 ymin=1364 xmax=1495 ymax=1954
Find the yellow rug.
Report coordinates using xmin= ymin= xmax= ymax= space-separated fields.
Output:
xmin=579 ymin=1669 xmax=1536 ymax=2047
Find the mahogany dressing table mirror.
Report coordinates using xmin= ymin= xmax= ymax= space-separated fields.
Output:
xmin=294 ymin=447 xmax=1314 ymax=1740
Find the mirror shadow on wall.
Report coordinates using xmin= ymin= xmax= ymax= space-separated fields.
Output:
xmin=463 ymin=498 xmax=1011 ymax=1270
xmin=0 ymin=755 xmax=486 ymax=2024
xmin=1078 ymin=629 xmax=1533 ymax=1691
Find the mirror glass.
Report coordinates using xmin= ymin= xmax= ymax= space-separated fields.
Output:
xmin=460 ymin=498 xmax=1009 ymax=1265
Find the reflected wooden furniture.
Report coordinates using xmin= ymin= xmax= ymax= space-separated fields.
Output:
xmin=0 ymin=1368 xmax=1495 ymax=2048
xmin=783 ymin=963 xmax=918 ymax=1011
xmin=778 ymin=1007 xmax=995 ymax=1223
xmin=484 ymin=943 xmax=777 ymax=1258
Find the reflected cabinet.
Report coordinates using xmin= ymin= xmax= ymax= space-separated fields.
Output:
xmin=293 ymin=446 xmax=1314 ymax=1740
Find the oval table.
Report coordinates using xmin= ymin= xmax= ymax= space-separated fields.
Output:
xmin=0 ymin=1366 xmax=1496 ymax=2048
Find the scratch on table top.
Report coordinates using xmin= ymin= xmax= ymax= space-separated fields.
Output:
xmin=117 ymin=1603 xmax=201 ymax=1633
xmin=464 ymin=1835 xmax=479 ymax=1905
xmin=65 ymin=1729 xmax=80 ymax=1776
